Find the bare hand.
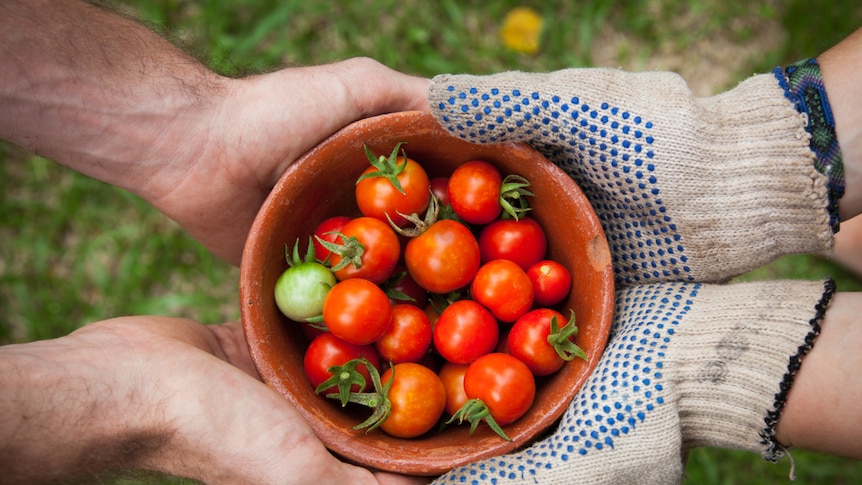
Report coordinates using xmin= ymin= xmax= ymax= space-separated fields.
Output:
xmin=144 ymin=59 xmax=430 ymax=265
xmin=0 ymin=316 xmax=429 ymax=484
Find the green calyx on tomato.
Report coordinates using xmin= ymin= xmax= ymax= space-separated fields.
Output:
xmin=387 ymin=192 xmax=440 ymax=238
xmin=426 ymin=289 xmax=466 ymax=315
xmin=356 ymin=142 xmax=409 ymax=195
xmin=435 ymin=199 xmax=462 ymax=223
xmin=323 ymin=217 xmax=401 ymax=284
xmin=323 ymin=357 xmax=394 ymax=433
xmin=274 ymin=238 xmax=336 ymax=322
xmin=315 ymin=232 xmax=365 ymax=273
xmin=315 ymin=357 xmax=372 ymax=407
xmin=499 ymin=174 xmax=535 ymax=221
xmin=548 ymin=310 xmax=588 ymax=362
xmin=380 ymin=270 xmax=418 ymax=304
xmin=446 ymin=398 xmax=510 ymax=441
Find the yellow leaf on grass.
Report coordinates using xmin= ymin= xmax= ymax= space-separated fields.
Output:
xmin=500 ymin=7 xmax=543 ymax=55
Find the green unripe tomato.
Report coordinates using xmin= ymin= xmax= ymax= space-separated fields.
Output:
xmin=274 ymin=261 xmax=336 ymax=321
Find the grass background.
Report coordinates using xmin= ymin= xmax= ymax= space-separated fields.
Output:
xmin=2 ymin=0 xmax=862 ymax=483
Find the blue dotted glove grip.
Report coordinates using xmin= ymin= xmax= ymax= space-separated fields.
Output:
xmin=436 ymin=283 xmax=699 ymax=485
xmin=434 ymin=279 xmax=833 ymax=485
xmin=431 ymin=71 xmax=832 ymax=286
xmin=437 ymin=83 xmax=685 ymax=286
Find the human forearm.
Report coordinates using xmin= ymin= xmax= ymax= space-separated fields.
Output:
xmin=1 ymin=0 xmax=429 ymax=265
xmin=0 ymin=335 xmax=166 ymax=483
xmin=0 ymin=0 xmax=226 ymax=199
xmin=776 ymin=291 xmax=862 ymax=459
xmin=819 ymin=27 xmax=862 ymax=220
xmin=0 ymin=318 xmax=423 ymax=484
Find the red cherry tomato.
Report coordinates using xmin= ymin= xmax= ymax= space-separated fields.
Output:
xmin=507 ymin=308 xmax=572 ymax=376
xmin=322 ymin=278 xmax=392 ymax=345
xmin=527 ymin=260 xmax=572 ymax=307
xmin=303 ymin=333 xmax=380 ymax=394
xmin=329 ymin=216 xmax=400 ymax=284
xmin=447 ymin=160 xmax=503 ymax=224
xmin=375 ymin=304 xmax=433 ymax=364
xmin=429 ymin=177 xmax=450 ymax=206
xmin=464 ymin=352 xmax=535 ymax=426
xmin=312 ymin=215 xmax=350 ymax=262
xmin=433 ymin=300 xmax=499 ymax=364
xmin=356 ymin=154 xmax=430 ymax=227
xmin=438 ymin=362 xmax=470 ymax=416
xmin=380 ymin=363 xmax=446 ymax=438
xmin=478 ymin=217 xmax=547 ymax=270
xmin=405 ymin=219 xmax=480 ymax=294
xmin=471 ymin=259 xmax=534 ymax=323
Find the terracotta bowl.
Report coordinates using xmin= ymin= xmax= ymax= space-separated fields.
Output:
xmin=240 ymin=111 xmax=614 ymax=476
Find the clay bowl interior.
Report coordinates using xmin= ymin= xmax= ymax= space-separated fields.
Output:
xmin=240 ymin=111 xmax=614 ymax=476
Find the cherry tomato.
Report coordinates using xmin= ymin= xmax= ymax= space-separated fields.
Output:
xmin=431 ymin=176 xmax=462 ymax=221
xmin=464 ymin=352 xmax=535 ymax=426
xmin=312 ymin=215 xmax=350 ymax=262
xmin=274 ymin=258 xmax=336 ymax=322
xmin=527 ymin=260 xmax=572 ymax=307
xmin=508 ymin=308 xmax=575 ymax=376
xmin=447 ymin=160 xmax=502 ymax=224
xmin=433 ymin=300 xmax=498 ymax=364
xmin=471 ymin=259 xmax=534 ymax=323
xmin=405 ymin=219 xmax=480 ymax=294
xmin=429 ymin=177 xmax=450 ymax=206
xmin=323 ymin=278 xmax=392 ymax=345
xmin=380 ymin=363 xmax=446 ymax=438
xmin=329 ymin=216 xmax=400 ymax=284
xmin=438 ymin=362 xmax=470 ymax=416
xmin=303 ymin=333 xmax=380 ymax=395
xmin=375 ymin=304 xmax=433 ymax=364
xmin=478 ymin=217 xmax=547 ymax=270
xmin=356 ymin=150 xmax=430 ymax=227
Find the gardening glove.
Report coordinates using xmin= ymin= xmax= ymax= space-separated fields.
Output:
xmin=429 ymin=60 xmax=844 ymax=286
xmin=433 ymin=278 xmax=834 ymax=485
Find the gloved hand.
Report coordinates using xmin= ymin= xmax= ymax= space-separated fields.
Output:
xmin=429 ymin=62 xmax=842 ymax=286
xmin=433 ymin=279 xmax=834 ymax=485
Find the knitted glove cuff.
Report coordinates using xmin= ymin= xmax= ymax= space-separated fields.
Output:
xmin=773 ymin=59 xmax=844 ymax=232
xmin=760 ymin=278 xmax=835 ymax=461
xmin=669 ymin=279 xmax=834 ymax=461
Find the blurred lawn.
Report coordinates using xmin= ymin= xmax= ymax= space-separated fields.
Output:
xmin=2 ymin=0 xmax=861 ymax=483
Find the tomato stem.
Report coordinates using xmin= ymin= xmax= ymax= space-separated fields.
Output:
xmin=315 ymin=232 xmax=366 ymax=272
xmin=548 ymin=310 xmax=587 ymax=362
xmin=356 ymin=142 xmax=409 ymax=194
xmin=387 ymin=193 xmax=440 ymax=238
xmin=320 ymin=357 xmax=397 ymax=434
xmin=316 ymin=358 xmax=372 ymax=406
xmin=284 ymin=237 xmax=319 ymax=267
xmin=499 ymin=174 xmax=534 ymax=221
xmin=344 ymin=358 xmax=395 ymax=433
xmin=447 ymin=398 xmax=511 ymax=441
